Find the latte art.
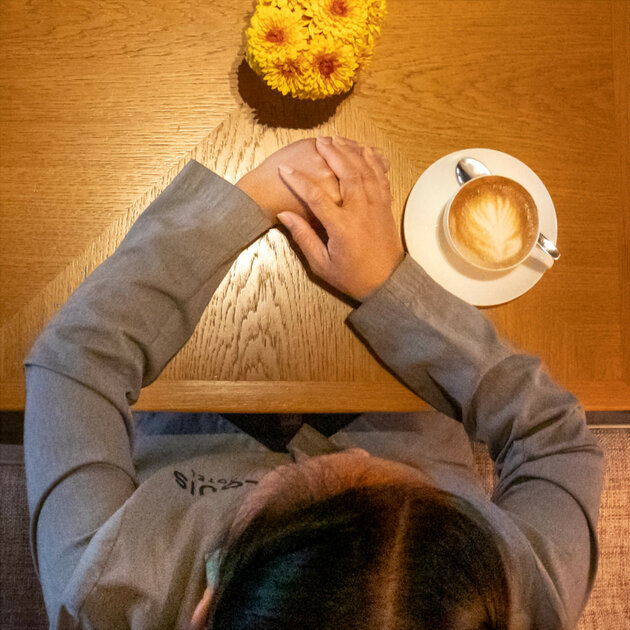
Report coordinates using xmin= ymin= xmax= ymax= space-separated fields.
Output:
xmin=447 ymin=176 xmax=538 ymax=270
xmin=457 ymin=194 xmax=523 ymax=263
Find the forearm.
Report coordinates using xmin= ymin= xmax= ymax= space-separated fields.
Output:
xmin=347 ymin=254 xmax=515 ymax=420
xmin=25 ymin=160 xmax=273 ymax=415
xmin=347 ymin=254 xmax=603 ymax=491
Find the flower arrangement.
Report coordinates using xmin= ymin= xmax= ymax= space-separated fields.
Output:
xmin=245 ymin=0 xmax=387 ymax=100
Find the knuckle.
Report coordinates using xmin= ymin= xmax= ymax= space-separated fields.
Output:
xmin=292 ymin=224 xmax=306 ymax=241
xmin=344 ymin=170 xmax=363 ymax=183
xmin=308 ymin=187 xmax=327 ymax=206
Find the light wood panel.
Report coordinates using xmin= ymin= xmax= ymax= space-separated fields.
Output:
xmin=1 ymin=0 xmax=628 ymax=411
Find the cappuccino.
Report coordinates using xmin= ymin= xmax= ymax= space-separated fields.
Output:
xmin=446 ymin=176 xmax=538 ymax=270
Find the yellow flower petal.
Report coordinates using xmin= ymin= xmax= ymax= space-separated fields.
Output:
xmin=355 ymin=39 xmax=375 ymax=70
xmin=366 ymin=0 xmax=387 ymax=36
xmin=260 ymin=0 xmax=308 ymax=9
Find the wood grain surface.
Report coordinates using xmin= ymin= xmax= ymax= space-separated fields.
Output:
xmin=1 ymin=0 xmax=628 ymax=411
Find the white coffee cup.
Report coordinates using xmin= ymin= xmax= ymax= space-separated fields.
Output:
xmin=443 ymin=174 xmax=558 ymax=272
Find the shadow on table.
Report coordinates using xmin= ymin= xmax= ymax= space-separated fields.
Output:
xmin=237 ymin=59 xmax=352 ymax=129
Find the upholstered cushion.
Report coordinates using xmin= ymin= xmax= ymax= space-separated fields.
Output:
xmin=1 ymin=429 xmax=628 ymax=629
xmin=0 ymin=445 xmax=47 ymax=629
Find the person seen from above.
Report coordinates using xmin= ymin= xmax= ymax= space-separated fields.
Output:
xmin=24 ymin=136 xmax=604 ymax=630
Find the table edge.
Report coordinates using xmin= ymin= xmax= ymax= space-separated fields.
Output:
xmin=2 ymin=379 xmax=629 ymax=412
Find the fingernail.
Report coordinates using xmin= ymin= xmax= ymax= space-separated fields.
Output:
xmin=278 ymin=165 xmax=294 ymax=176
xmin=317 ymin=136 xmax=332 ymax=144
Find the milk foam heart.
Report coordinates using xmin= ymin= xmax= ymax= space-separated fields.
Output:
xmin=457 ymin=194 xmax=523 ymax=263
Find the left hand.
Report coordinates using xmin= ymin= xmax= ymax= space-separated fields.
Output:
xmin=236 ymin=137 xmax=388 ymax=226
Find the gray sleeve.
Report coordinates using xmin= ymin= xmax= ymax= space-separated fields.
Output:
xmin=346 ymin=253 xmax=605 ymax=626
xmin=23 ymin=160 xmax=273 ymax=617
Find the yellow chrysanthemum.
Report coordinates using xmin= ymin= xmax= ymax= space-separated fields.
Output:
xmin=307 ymin=0 xmax=370 ymax=41
xmin=301 ymin=38 xmax=358 ymax=98
xmin=260 ymin=52 xmax=309 ymax=97
xmin=245 ymin=0 xmax=386 ymax=99
xmin=247 ymin=5 xmax=308 ymax=63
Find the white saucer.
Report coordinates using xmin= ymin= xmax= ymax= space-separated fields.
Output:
xmin=403 ymin=148 xmax=558 ymax=307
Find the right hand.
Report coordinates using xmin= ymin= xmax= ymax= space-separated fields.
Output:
xmin=276 ymin=136 xmax=405 ymax=302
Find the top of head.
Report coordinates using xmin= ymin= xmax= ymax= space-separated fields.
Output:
xmin=207 ymin=483 xmax=511 ymax=630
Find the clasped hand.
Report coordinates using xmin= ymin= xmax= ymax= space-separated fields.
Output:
xmin=236 ymin=136 xmax=405 ymax=302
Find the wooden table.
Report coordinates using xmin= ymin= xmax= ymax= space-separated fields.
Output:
xmin=1 ymin=0 xmax=628 ymax=412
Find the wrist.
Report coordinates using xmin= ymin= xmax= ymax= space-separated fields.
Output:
xmin=236 ymin=173 xmax=278 ymax=224
xmin=357 ymin=253 xmax=406 ymax=302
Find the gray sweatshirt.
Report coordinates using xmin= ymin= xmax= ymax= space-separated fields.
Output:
xmin=23 ymin=160 xmax=604 ymax=630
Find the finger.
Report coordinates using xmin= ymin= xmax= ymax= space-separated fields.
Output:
xmin=362 ymin=146 xmax=392 ymax=202
xmin=316 ymin=136 xmax=369 ymax=178
xmin=310 ymin=152 xmax=343 ymax=205
xmin=319 ymin=168 xmax=343 ymax=206
xmin=278 ymin=165 xmax=338 ymax=228
xmin=277 ymin=211 xmax=331 ymax=278
xmin=338 ymin=136 xmax=363 ymax=153
xmin=323 ymin=136 xmax=389 ymax=171
xmin=351 ymin=145 xmax=384 ymax=203
xmin=318 ymin=135 xmax=361 ymax=152
xmin=369 ymin=146 xmax=390 ymax=172
xmin=325 ymin=137 xmax=389 ymax=172
xmin=330 ymin=137 xmax=383 ymax=203
xmin=315 ymin=137 xmax=371 ymax=206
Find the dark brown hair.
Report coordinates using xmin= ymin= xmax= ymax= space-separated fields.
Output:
xmin=206 ymin=484 xmax=510 ymax=630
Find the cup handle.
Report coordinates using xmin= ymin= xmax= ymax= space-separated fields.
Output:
xmin=536 ymin=233 xmax=560 ymax=268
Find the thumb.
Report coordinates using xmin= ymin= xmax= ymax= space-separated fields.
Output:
xmin=277 ymin=212 xmax=330 ymax=276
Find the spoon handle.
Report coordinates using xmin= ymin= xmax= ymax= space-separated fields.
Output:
xmin=537 ymin=233 xmax=561 ymax=260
